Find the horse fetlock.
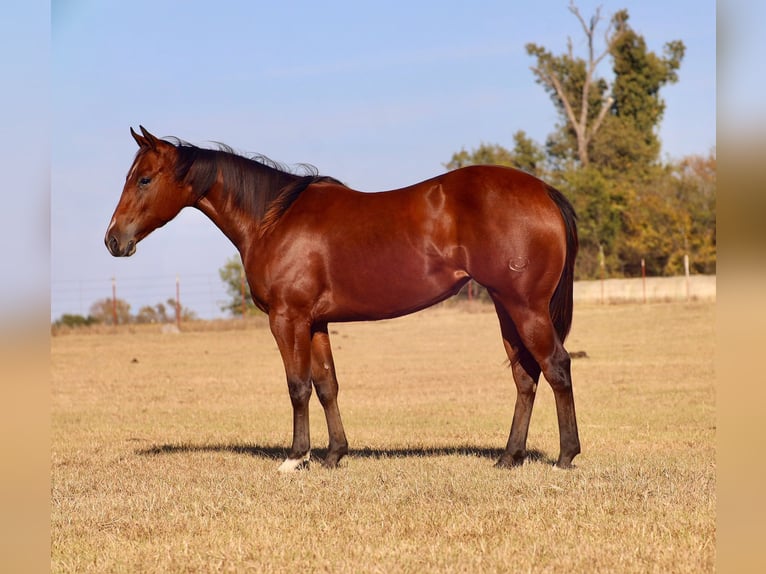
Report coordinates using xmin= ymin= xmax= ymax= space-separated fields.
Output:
xmin=278 ymin=450 xmax=311 ymax=473
xmin=321 ymin=450 xmax=348 ymax=469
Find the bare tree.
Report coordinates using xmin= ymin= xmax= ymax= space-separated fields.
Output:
xmin=526 ymin=1 xmax=623 ymax=167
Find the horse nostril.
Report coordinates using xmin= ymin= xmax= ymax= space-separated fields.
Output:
xmin=108 ymin=236 xmax=119 ymax=254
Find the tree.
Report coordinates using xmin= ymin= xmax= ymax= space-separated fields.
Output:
xmin=169 ymin=297 xmax=198 ymax=322
xmin=526 ymin=2 xmax=618 ymax=168
xmin=550 ymin=163 xmax=633 ymax=279
xmin=510 ymin=130 xmax=547 ymax=177
xmin=677 ymin=151 xmax=717 ymax=274
xmin=135 ymin=299 xmax=198 ymax=323
xmin=89 ymin=297 xmax=131 ymax=325
xmin=445 ymin=142 xmax=515 ymax=171
xmin=219 ymin=255 xmax=259 ymax=316
xmin=526 ymin=3 xmax=684 ymax=172
xmin=135 ymin=303 xmax=166 ymax=324
xmin=591 ymin=12 xmax=684 ymax=173
xmin=444 ymin=131 xmax=546 ymax=178
xmin=619 ymin=150 xmax=716 ymax=276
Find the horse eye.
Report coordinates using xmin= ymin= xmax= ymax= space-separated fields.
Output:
xmin=138 ymin=176 xmax=152 ymax=187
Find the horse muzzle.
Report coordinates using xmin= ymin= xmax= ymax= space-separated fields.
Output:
xmin=105 ymin=232 xmax=137 ymax=257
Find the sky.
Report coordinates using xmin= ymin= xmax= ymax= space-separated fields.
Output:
xmin=39 ymin=0 xmax=721 ymax=320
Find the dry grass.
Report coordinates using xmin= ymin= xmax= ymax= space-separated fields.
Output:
xmin=51 ymin=302 xmax=715 ymax=573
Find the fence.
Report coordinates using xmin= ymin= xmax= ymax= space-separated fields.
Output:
xmin=52 ymin=272 xmax=716 ymax=326
xmin=573 ymin=274 xmax=716 ymax=304
xmin=51 ymin=273 xmax=228 ymax=324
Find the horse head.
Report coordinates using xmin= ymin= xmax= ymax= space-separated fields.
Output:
xmin=105 ymin=126 xmax=193 ymax=257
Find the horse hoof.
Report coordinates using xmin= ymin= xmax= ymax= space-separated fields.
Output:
xmin=495 ymin=456 xmax=524 ymax=469
xmin=277 ymin=452 xmax=310 ymax=473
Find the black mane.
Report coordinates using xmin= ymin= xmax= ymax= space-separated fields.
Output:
xmin=167 ymin=139 xmax=342 ymax=226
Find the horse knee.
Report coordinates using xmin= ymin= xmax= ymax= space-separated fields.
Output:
xmin=287 ymin=378 xmax=312 ymax=407
xmin=543 ymin=349 xmax=572 ymax=393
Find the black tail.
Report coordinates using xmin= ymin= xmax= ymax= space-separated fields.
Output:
xmin=545 ymin=184 xmax=578 ymax=343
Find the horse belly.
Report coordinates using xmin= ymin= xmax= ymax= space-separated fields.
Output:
xmin=324 ymin=244 xmax=467 ymax=321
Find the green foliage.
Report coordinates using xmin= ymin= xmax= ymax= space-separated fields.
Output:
xmin=619 ymin=151 xmax=716 ymax=276
xmin=445 ymin=142 xmax=516 ymax=170
xmin=53 ymin=313 xmax=99 ymax=328
xmin=553 ymin=165 xmax=628 ymax=279
xmin=593 ymin=10 xmax=685 ymax=173
xmin=444 ymin=132 xmax=546 ymax=178
xmin=510 ymin=131 xmax=547 ymax=177
xmin=218 ymin=254 xmax=260 ymax=316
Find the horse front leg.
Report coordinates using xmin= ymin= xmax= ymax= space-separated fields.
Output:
xmin=269 ymin=311 xmax=313 ymax=472
xmin=310 ymin=326 xmax=349 ymax=468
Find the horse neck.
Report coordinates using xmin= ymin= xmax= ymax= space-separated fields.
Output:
xmin=193 ymin=165 xmax=297 ymax=257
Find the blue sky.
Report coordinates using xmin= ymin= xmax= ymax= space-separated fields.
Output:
xmin=43 ymin=0 xmax=718 ymax=320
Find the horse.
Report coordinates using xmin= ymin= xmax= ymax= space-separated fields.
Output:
xmin=105 ymin=126 xmax=581 ymax=472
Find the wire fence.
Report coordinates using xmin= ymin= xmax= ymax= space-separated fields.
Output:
xmin=51 ymin=273 xmax=229 ymax=322
xmin=52 ymin=267 xmax=717 ymax=325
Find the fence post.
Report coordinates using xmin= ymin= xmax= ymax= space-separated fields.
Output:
xmin=598 ymin=245 xmax=605 ymax=304
xmin=641 ymin=258 xmax=647 ymax=304
xmin=684 ymin=254 xmax=690 ymax=301
xmin=175 ymin=275 xmax=181 ymax=329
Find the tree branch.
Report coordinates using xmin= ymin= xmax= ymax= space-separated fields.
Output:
xmin=547 ymin=71 xmax=584 ymax=141
xmin=589 ymin=95 xmax=614 ymax=140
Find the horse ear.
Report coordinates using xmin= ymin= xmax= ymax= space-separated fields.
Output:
xmin=138 ymin=125 xmax=160 ymax=150
xmin=130 ymin=126 xmax=146 ymax=148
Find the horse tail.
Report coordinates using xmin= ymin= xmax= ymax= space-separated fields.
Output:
xmin=545 ymin=184 xmax=578 ymax=343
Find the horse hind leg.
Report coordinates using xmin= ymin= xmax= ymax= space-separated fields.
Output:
xmin=496 ymin=297 xmax=581 ymax=469
xmin=492 ymin=299 xmax=542 ymax=468
xmin=310 ymin=326 xmax=349 ymax=468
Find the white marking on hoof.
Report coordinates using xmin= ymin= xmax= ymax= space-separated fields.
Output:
xmin=277 ymin=451 xmax=310 ymax=473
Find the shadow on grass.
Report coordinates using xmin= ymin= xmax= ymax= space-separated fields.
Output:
xmin=136 ymin=442 xmax=556 ymax=465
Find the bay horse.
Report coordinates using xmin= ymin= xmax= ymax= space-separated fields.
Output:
xmin=105 ymin=126 xmax=580 ymax=471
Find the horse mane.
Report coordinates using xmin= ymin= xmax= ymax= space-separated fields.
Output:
xmin=258 ymin=174 xmax=343 ymax=238
xmin=167 ymin=138 xmax=343 ymax=232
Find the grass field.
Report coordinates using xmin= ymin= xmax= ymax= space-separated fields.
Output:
xmin=51 ymin=301 xmax=715 ymax=573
